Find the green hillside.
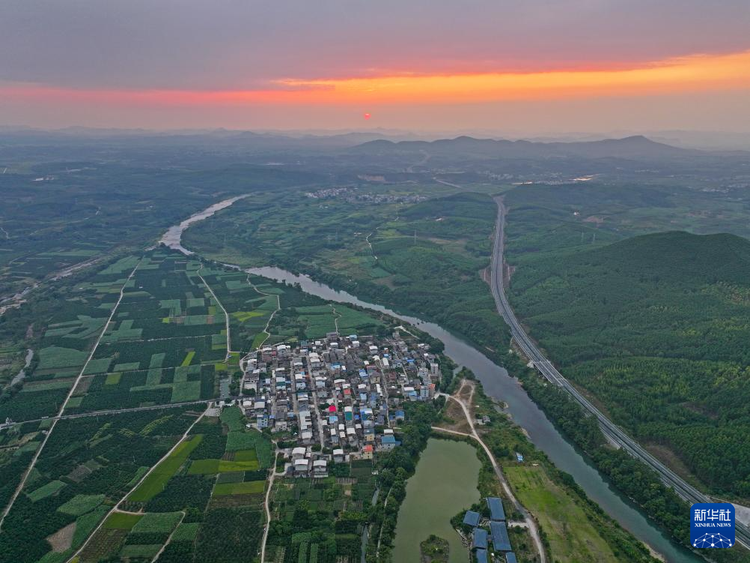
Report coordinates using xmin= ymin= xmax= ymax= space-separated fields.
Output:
xmin=509 ymin=231 xmax=750 ymax=498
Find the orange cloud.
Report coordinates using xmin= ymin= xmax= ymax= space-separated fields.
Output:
xmin=3 ymin=50 xmax=750 ymax=106
xmin=274 ymin=50 xmax=750 ymax=103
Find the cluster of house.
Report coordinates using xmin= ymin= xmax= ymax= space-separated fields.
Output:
xmin=239 ymin=330 xmax=438 ymax=476
xmin=303 ymin=185 xmax=426 ymax=204
xmin=463 ymin=497 xmax=518 ymax=563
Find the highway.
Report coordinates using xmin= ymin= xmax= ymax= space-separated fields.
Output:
xmin=490 ymin=197 xmax=750 ymax=550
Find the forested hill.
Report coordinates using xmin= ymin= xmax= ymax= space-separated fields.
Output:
xmin=579 ymin=231 xmax=750 ymax=285
xmin=509 ymin=230 xmax=750 ymax=498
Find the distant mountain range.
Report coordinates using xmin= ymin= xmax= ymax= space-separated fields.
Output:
xmin=0 ymin=126 xmax=420 ymax=150
xmin=349 ymin=135 xmax=703 ymax=160
xmin=2 ymin=125 xmax=744 ymax=159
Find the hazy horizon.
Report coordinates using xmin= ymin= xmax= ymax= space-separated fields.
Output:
xmin=1 ymin=1 xmax=749 ymax=133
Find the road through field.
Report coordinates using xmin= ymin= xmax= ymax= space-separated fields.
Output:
xmin=0 ymin=259 xmax=142 ymax=531
xmin=65 ymin=408 xmax=207 ymax=563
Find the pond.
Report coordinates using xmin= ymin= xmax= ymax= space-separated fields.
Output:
xmin=392 ymin=438 xmax=480 ymax=563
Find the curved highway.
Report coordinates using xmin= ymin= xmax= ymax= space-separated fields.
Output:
xmin=490 ymin=197 xmax=750 ymax=550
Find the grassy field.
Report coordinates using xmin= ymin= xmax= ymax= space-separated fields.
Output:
xmin=451 ymin=377 xmax=660 ymax=563
xmin=505 ymin=465 xmax=619 ymax=563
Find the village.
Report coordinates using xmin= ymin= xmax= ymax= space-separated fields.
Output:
xmin=238 ymin=329 xmax=439 ymax=478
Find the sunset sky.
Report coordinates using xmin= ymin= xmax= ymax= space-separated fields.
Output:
xmin=2 ymin=0 xmax=750 ymax=133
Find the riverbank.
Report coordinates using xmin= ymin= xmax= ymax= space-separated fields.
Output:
xmin=164 ymin=195 xmax=702 ymax=562
xmin=431 ymin=375 xmax=658 ymax=563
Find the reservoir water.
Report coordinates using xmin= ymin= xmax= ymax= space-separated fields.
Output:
xmin=169 ymin=197 xmax=701 ymax=563
xmin=392 ymin=439 xmax=481 ymax=562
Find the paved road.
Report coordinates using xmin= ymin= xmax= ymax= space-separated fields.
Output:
xmin=490 ymin=196 xmax=750 ymax=550
xmin=0 ymin=399 xmax=215 ymax=431
xmin=435 ymin=382 xmax=547 ymax=563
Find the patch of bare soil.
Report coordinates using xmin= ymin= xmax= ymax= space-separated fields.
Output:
xmin=47 ymin=522 xmax=76 ymax=552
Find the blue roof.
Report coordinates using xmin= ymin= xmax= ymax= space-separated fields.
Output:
xmin=382 ymin=435 xmax=397 ymax=444
xmin=490 ymin=521 xmax=512 ymax=552
xmin=505 ymin=553 xmax=517 ymax=563
xmin=475 ymin=549 xmax=488 ymax=563
xmin=472 ymin=529 xmax=488 ymax=550
xmin=462 ymin=510 xmax=481 ymax=527
xmin=487 ymin=497 xmax=506 ymax=521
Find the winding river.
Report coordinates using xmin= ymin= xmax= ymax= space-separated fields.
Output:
xmin=168 ymin=197 xmax=701 ymax=563
xmin=158 ymin=195 xmax=249 ymax=254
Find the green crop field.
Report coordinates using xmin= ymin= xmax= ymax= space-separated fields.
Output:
xmin=131 ymin=511 xmax=182 ymax=533
xmin=27 ymin=480 xmax=66 ymax=502
xmin=213 ymin=481 xmax=265 ymax=496
xmin=57 ymin=494 xmax=105 ymax=516
xmin=103 ymin=512 xmax=143 ymax=530
xmin=129 ymin=435 xmax=203 ymax=502
xmin=0 ymin=408 xmax=197 ymax=563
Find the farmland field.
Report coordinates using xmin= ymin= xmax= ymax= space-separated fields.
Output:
xmin=0 ymin=256 xmax=140 ymax=422
xmin=128 ymin=435 xmax=204 ymax=502
xmin=185 ymin=190 xmax=511 ymax=365
xmin=265 ymin=459 xmax=377 ymax=563
xmin=0 ymin=407 xmax=198 ymax=563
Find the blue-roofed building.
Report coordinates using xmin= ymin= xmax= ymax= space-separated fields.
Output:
xmin=515 ymin=452 xmax=524 ymax=463
xmin=380 ymin=435 xmax=400 ymax=451
xmin=462 ymin=510 xmax=481 ymax=527
xmin=505 ymin=552 xmax=518 ymax=563
xmin=487 ymin=497 xmax=506 ymax=521
xmin=490 ymin=521 xmax=512 ymax=552
xmin=472 ymin=528 xmax=488 ymax=550
xmin=475 ymin=549 xmax=488 ymax=563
